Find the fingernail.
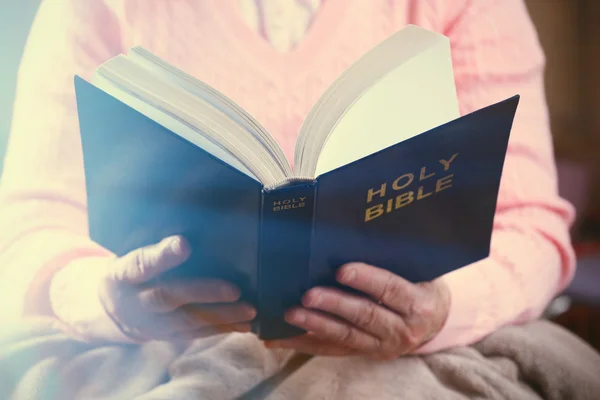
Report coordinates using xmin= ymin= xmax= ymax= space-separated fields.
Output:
xmin=339 ymin=267 xmax=356 ymax=284
xmin=170 ymin=237 xmax=182 ymax=254
xmin=243 ymin=305 xmax=257 ymax=320
xmin=221 ymin=285 xmax=239 ymax=301
xmin=304 ymin=290 xmax=322 ymax=307
xmin=286 ymin=310 xmax=306 ymax=325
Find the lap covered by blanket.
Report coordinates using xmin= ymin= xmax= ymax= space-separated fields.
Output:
xmin=1 ymin=318 xmax=599 ymax=400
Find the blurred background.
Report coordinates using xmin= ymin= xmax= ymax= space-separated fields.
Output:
xmin=0 ymin=0 xmax=40 ymax=165
xmin=0 ymin=1 xmax=598 ymax=346
xmin=525 ymin=0 xmax=600 ymax=350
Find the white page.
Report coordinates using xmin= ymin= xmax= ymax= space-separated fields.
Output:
xmin=127 ymin=48 xmax=291 ymax=177
xmin=92 ymin=74 xmax=258 ymax=180
xmin=315 ymin=40 xmax=459 ymax=176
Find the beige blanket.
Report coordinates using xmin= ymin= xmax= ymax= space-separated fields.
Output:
xmin=1 ymin=318 xmax=599 ymax=399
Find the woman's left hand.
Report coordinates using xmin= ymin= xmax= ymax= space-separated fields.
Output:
xmin=264 ymin=263 xmax=451 ymax=359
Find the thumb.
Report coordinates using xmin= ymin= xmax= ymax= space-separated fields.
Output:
xmin=111 ymin=236 xmax=191 ymax=284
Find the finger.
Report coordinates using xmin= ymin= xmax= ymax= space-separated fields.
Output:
xmin=113 ymin=236 xmax=191 ymax=284
xmin=301 ymin=287 xmax=408 ymax=342
xmin=336 ymin=263 xmax=419 ymax=315
xmin=264 ymin=334 xmax=356 ymax=357
xmin=168 ymin=323 xmax=252 ymax=341
xmin=156 ymin=303 xmax=257 ymax=335
xmin=284 ymin=307 xmax=382 ymax=352
xmin=138 ymin=279 xmax=241 ymax=312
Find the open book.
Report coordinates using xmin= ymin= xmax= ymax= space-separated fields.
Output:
xmin=75 ymin=25 xmax=519 ymax=339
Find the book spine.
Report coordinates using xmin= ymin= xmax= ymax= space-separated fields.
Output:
xmin=256 ymin=180 xmax=317 ymax=340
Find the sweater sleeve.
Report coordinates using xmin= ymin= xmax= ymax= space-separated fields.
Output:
xmin=417 ymin=0 xmax=576 ymax=353
xmin=0 ymin=0 xmax=123 ymax=321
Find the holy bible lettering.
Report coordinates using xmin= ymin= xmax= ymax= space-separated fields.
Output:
xmin=273 ymin=197 xmax=307 ymax=212
xmin=364 ymin=153 xmax=459 ymax=222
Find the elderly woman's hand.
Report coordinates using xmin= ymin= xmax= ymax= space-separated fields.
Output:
xmin=264 ymin=263 xmax=450 ymax=359
xmin=50 ymin=236 xmax=256 ymax=343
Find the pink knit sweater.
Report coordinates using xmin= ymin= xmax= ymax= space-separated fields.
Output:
xmin=0 ymin=0 xmax=575 ymax=353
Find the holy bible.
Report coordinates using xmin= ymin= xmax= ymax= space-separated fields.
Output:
xmin=75 ymin=25 xmax=519 ymax=340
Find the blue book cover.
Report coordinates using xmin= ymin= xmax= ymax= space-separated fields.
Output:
xmin=75 ymin=75 xmax=519 ymax=339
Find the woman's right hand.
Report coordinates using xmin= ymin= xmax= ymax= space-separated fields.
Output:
xmin=50 ymin=236 xmax=256 ymax=343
